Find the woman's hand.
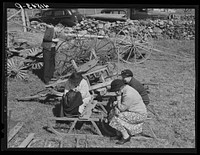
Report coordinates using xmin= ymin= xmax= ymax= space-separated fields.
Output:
xmin=112 ymin=101 xmax=118 ymax=107
xmin=114 ymin=107 xmax=120 ymax=116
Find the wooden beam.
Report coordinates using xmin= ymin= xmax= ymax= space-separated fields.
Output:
xmin=63 ymin=133 xmax=101 ymax=138
xmin=91 ymin=120 xmax=103 ymax=136
xmin=71 ymin=59 xmax=78 ymax=71
xmin=8 ymin=20 xmax=44 ymax=33
xmin=8 ymin=110 xmax=12 ymax=131
xmin=24 ymin=9 xmax=30 ymax=31
xmin=45 ymin=79 xmax=68 ymax=88
xmin=84 ymin=65 xmax=108 ymax=76
xmin=8 ymin=122 xmax=24 ymax=142
xmin=90 ymin=80 xmax=112 ymax=91
xmin=61 ymin=33 xmax=108 ymax=39
xmin=21 ymin=8 xmax=27 ymax=32
xmin=48 ymin=117 xmax=99 ymax=122
xmin=47 ymin=120 xmax=65 ymax=138
xmin=18 ymin=133 xmax=35 ymax=148
xmin=7 ymin=10 xmax=21 ymax=21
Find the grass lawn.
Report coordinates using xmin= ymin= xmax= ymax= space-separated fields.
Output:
xmin=6 ymin=32 xmax=195 ymax=148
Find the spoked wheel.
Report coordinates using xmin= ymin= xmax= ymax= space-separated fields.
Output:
xmin=114 ymin=26 xmax=153 ymax=64
xmin=90 ymin=36 xmax=116 ymax=65
xmin=55 ymin=32 xmax=115 ymax=75
xmin=55 ymin=32 xmax=91 ymax=75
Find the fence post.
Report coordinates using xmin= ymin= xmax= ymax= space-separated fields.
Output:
xmin=21 ymin=8 xmax=27 ymax=32
xmin=25 ymin=9 xmax=30 ymax=31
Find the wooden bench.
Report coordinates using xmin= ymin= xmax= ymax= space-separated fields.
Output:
xmin=48 ymin=99 xmax=105 ymax=137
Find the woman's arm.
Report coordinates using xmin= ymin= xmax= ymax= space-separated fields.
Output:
xmin=117 ymin=94 xmax=131 ymax=112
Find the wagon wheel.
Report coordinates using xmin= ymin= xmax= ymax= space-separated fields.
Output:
xmin=55 ymin=32 xmax=96 ymax=76
xmin=91 ymin=36 xmax=116 ymax=65
xmin=55 ymin=32 xmax=115 ymax=76
xmin=114 ymin=26 xmax=153 ymax=64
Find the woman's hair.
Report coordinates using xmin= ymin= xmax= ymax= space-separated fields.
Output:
xmin=69 ymin=72 xmax=83 ymax=87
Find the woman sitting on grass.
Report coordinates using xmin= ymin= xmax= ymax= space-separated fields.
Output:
xmin=108 ymin=79 xmax=147 ymax=145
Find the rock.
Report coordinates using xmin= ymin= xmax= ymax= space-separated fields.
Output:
xmin=153 ymin=27 xmax=163 ymax=34
xmin=99 ymin=30 xmax=105 ymax=36
xmin=79 ymin=30 xmax=88 ymax=35
xmin=98 ymin=23 xmax=104 ymax=29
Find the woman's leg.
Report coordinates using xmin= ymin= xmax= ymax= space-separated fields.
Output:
xmin=109 ymin=116 xmax=130 ymax=139
xmin=109 ymin=112 xmax=147 ymax=137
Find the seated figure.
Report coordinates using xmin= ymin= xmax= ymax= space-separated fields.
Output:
xmin=108 ymin=79 xmax=147 ymax=145
xmin=61 ymin=72 xmax=92 ymax=116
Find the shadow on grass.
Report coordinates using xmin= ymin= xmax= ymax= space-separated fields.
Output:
xmin=52 ymin=103 xmax=61 ymax=117
xmin=32 ymin=67 xmax=44 ymax=83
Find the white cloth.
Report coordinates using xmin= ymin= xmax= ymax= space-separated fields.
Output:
xmin=76 ymin=79 xmax=92 ymax=113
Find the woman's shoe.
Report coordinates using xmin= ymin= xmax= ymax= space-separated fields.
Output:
xmin=116 ymin=136 xmax=131 ymax=145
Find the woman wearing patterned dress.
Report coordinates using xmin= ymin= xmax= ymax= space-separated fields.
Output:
xmin=108 ymin=79 xmax=147 ymax=145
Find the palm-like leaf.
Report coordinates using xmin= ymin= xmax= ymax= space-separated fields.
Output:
xmin=32 ymin=61 xmax=43 ymax=69
xmin=7 ymin=57 xmax=28 ymax=80
xmin=19 ymin=47 xmax=42 ymax=58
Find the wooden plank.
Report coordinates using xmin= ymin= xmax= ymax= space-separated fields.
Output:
xmin=16 ymin=93 xmax=47 ymax=101
xmin=21 ymin=8 xmax=27 ymax=32
xmin=7 ymin=10 xmax=21 ymax=21
xmin=103 ymin=92 xmax=116 ymax=96
xmin=63 ymin=133 xmax=101 ymax=138
xmin=97 ymin=103 xmax=108 ymax=115
xmin=45 ymin=79 xmax=68 ymax=88
xmin=90 ymin=48 xmax=97 ymax=59
xmin=49 ymin=117 xmax=99 ymax=122
xmin=91 ymin=121 xmax=103 ymax=136
xmin=68 ymin=120 xmax=78 ymax=133
xmin=71 ymin=59 xmax=78 ymax=71
xmin=8 ymin=122 xmax=24 ymax=142
xmin=90 ymin=80 xmax=112 ymax=91
xmin=84 ymin=65 xmax=108 ymax=76
xmin=24 ymin=9 xmax=30 ymax=30
xmin=8 ymin=110 xmax=12 ymax=131
xmin=49 ymin=117 xmax=79 ymax=121
xmin=80 ymin=101 xmax=98 ymax=119
xmin=18 ymin=133 xmax=35 ymax=148
xmin=61 ymin=33 xmax=108 ymax=39
xmin=77 ymin=59 xmax=99 ymax=72
xmin=47 ymin=120 xmax=65 ymax=138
